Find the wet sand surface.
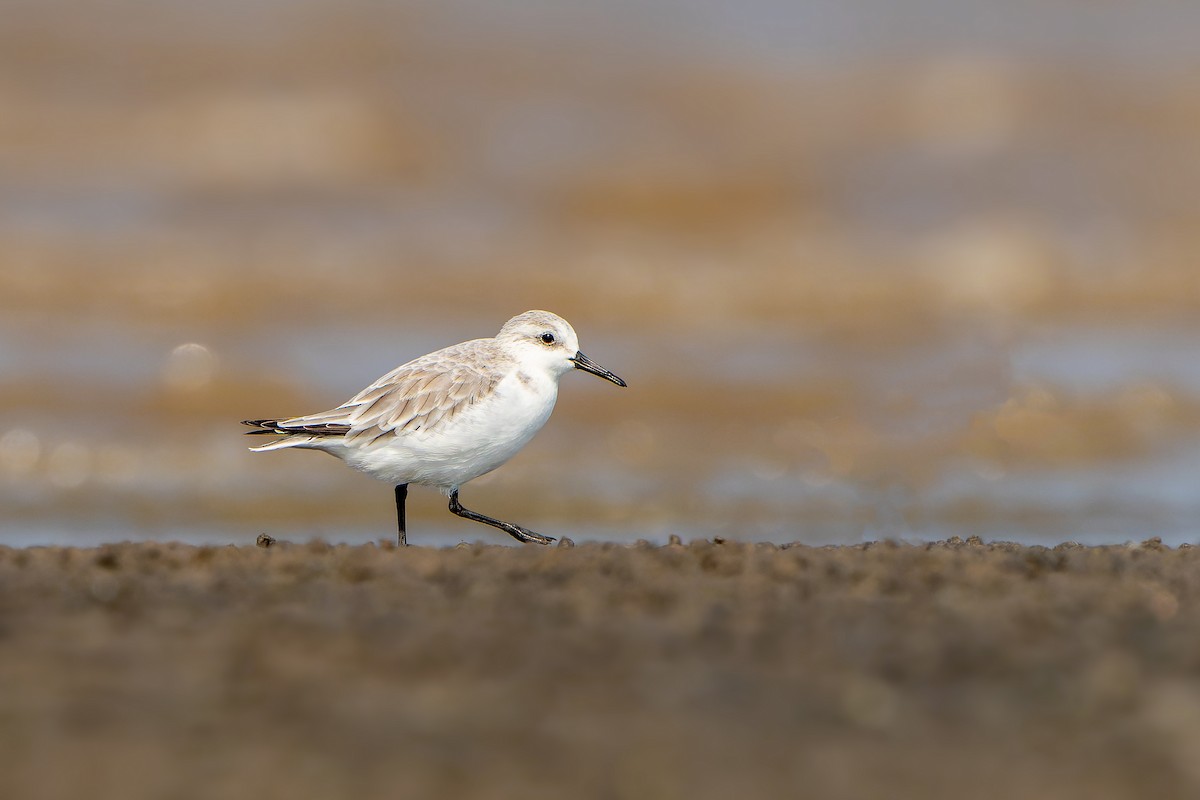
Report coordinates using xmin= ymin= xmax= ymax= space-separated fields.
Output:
xmin=2 ymin=538 xmax=1197 ymax=799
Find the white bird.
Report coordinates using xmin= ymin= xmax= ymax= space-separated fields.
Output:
xmin=242 ymin=310 xmax=627 ymax=545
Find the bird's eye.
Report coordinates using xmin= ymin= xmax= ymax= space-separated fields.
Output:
xmin=540 ymin=332 xmax=556 ymax=345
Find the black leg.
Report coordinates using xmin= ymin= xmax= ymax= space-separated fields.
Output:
xmin=448 ymin=489 xmax=555 ymax=545
xmin=395 ymin=484 xmax=408 ymax=546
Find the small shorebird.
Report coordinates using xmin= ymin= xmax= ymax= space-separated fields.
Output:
xmin=242 ymin=311 xmax=626 ymax=545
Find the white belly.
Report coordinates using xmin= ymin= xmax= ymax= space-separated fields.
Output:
xmin=340 ymin=370 xmax=558 ymax=490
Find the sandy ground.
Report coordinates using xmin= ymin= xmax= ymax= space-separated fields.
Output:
xmin=1 ymin=538 xmax=1199 ymax=799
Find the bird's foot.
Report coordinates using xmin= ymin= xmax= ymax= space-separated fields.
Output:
xmin=509 ymin=526 xmax=555 ymax=545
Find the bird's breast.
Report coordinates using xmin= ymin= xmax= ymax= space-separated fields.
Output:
xmin=482 ymin=368 xmax=559 ymax=442
xmin=342 ymin=364 xmax=561 ymax=484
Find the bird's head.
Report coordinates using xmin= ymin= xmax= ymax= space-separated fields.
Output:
xmin=497 ymin=310 xmax=627 ymax=387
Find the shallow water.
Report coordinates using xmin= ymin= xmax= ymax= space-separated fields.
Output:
xmin=5 ymin=313 xmax=1197 ymax=548
xmin=2 ymin=1 xmax=1199 ymax=548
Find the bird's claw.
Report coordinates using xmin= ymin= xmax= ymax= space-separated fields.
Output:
xmin=514 ymin=527 xmax=555 ymax=545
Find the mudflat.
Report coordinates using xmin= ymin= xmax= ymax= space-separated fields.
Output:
xmin=1 ymin=538 xmax=1197 ymax=799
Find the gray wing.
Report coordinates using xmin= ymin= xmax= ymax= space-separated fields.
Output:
xmin=275 ymin=341 xmax=506 ymax=446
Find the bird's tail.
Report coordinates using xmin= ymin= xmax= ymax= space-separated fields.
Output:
xmin=242 ymin=418 xmax=288 ymax=435
xmin=241 ymin=418 xmax=349 ymax=452
xmin=241 ymin=418 xmax=313 ymax=452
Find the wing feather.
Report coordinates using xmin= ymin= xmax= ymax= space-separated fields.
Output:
xmin=270 ymin=340 xmax=508 ymax=446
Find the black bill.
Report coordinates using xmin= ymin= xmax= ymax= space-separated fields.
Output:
xmin=570 ymin=351 xmax=627 ymax=387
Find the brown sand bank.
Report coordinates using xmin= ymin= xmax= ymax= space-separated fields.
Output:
xmin=1 ymin=538 xmax=1198 ymax=799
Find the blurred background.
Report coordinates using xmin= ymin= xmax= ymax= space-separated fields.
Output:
xmin=2 ymin=0 xmax=1199 ymax=547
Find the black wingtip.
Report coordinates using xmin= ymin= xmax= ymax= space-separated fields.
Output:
xmin=240 ymin=418 xmax=352 ymax=437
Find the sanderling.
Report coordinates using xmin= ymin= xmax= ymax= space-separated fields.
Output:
xmin=242 ymin=310 xmax=626 ymax=545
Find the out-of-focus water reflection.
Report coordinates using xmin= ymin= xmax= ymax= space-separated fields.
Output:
xmin=2 ymin=1 xmax=1199 ymax=547
xmin=4 ymin=314 xmax=1198 ymax=546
